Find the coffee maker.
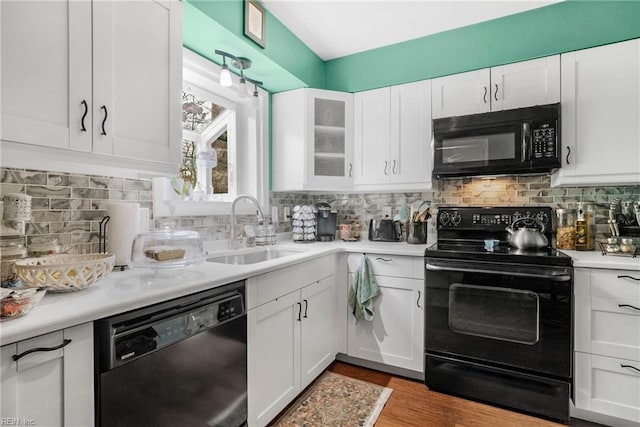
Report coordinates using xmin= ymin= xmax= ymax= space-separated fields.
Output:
xmin=316 ymin=203 xmax=337 ymax=241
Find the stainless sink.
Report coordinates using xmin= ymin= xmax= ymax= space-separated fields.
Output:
xmin=207 ymin=248 xmax=302 ymax=265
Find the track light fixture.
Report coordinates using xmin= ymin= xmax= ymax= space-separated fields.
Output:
xmin=215 ymin=49 xmax=263 ymax=103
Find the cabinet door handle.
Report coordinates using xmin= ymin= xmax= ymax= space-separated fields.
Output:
xmin=100 ymin=105 xmax=108 ymax=135
xmin=80 ymin=100 xmax=88 ymax=132
xmin=392 ymin=160 xmax=398 ymax=174
xmin=618 ymin=275 xmax=640 ymax=281
xmin=375 ymin=257 xmax=392 ymax=262
xmin=303 ymin=299 xmax=308 ymax=318
xmin=417 ymin=290 xmax=422 ymax=309
xmin=565 ymin=146 xmax=571 ymax=165
xmin=12 ymin=339 xmax=72 ymax=362
xmin=494 ymin=84 xmax=499 ymax=101
xmin=297 ymin=302 xmax=302 ymax=321
xmin=619 ymin=304 xmax=640 ymax=311
xmin=348 ymin=162 xmax=353 ymax=177
xmin=383 ymin=161 xmax=388 ymax=175
xmin=483 ymin=86 xmax=488 ymax=104
xmin=621 ymin=364 xmax=640 ymax=374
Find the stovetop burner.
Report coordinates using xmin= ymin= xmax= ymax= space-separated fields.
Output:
xmin=425 ymin=206 xmax=573 ymax=267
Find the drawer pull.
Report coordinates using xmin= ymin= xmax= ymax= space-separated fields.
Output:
xmin=12 ymin=339 xmax=72 ymax=362
xmin=618 ymin=304 xmax=640 ymax=311
xmin=618 ymin=275 xmax=640 ymax=281
xmin=375 ymin=257 xmax=392 ymax=262
xmin=621 ymin=364 xmax=640 ymax=374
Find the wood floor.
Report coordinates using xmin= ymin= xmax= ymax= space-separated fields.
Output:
xmin=327 ymin=361 xmax=603 ymax=427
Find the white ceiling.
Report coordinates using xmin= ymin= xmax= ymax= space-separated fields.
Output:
xmin=262 ymin=0 xmax=562 ymax=60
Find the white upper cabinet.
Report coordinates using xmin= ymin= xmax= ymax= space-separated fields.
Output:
xmin=1 ymin=0 xmax=92 ymax=151
xmin=354 ymin=87 xmax=391 ymax=187
xmin=390 ymin=81 xmax=433 ymax=187
xmin=354 ymin=81 xmax=433 ymax=191
xmin=432 ymin=69 xmax=491 ymax=118
xmin=272 ymin=88 xmax=354 ymax=191
xmin=92 ymin=0 xmax=182 ymax=165
xmin=1 ymin=0 xmax=182 ymax=175
xmin=432 ymin=56 xmax=560 ymax=118
xmin=552 ymin=39 xmax=640 ymax=187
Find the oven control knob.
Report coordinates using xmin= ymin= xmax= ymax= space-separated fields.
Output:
xmin=535 ymin=212 xmax=549 ymax=225
xmin=450 ymin=213 xmax=462 ymax=226
xmin=439 ymin=212 xmax=451 ymax=226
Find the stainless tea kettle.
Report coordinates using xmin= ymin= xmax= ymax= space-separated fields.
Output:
xmin=506 ymin=217 xmax=548 ymax=249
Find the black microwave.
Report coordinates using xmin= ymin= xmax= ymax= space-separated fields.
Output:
xmin=432 ymin=103 xmax=560 ymax=179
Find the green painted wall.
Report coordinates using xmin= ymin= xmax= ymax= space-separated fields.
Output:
xmin=184 ymin=0 xmax=324 ymax=93
xmin=325 ymin=1 xmax=640 ymax=93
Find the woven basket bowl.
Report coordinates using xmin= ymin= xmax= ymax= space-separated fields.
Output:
xmin=14 ymin=254 xmax=115 ymax=292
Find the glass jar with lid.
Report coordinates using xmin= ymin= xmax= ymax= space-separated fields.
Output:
xmin=555 ymin=208 xmax=577 ymax=250
xmin=27 ymin=236 xmax=62 ymax=257
xmin=1 ymin=240 xmax=27 ymax=287
xmin=0 ymin=240 xmax=27 ymax=260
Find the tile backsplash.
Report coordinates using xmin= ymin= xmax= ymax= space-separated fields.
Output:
xmin=1 ymin=167 xmax=638 ymax=254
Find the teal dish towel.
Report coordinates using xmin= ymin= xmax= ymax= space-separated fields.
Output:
xmin=348 ymin=255 xmax=381 ymax=322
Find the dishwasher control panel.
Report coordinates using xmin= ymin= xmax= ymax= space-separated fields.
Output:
xmin=103 ymin=285 xmax=246 ymax=369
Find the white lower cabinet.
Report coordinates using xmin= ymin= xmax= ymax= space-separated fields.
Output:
xmin=346 ymin=254 xmax=424 ymax=373
xmin=247 ymin=257 xmax=337 ymax=427
xmin=574 ymin=267 xmax=640 ymax=424
xmin=0 ymin=323 xmax=94 ymax=427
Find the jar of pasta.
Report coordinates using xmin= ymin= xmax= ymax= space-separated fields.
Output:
xmin=555 ymin=208 xmax=577 ymax=250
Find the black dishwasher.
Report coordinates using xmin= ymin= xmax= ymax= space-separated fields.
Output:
xmin=95 ymin=280 xmax=247 ymax=427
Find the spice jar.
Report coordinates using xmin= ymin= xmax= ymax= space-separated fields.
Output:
xmin=620 ymin=238 xmax=636 ymax=254
xmin=27 ymin=237 xmax=62 ymax=257
xmin=555 ymin=208 xmax=577 ymax=250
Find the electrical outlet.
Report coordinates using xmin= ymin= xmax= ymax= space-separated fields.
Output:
xmin=382 ymin=206 xmax=392 ymax=218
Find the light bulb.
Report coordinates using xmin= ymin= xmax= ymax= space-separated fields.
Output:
xmin=220 ymin=64 xmax=232 ymax=87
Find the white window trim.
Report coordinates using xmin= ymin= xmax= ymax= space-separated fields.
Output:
xmin=153 ymin=48 xmax=270 ymax=217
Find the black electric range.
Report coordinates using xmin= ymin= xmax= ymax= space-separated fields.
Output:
xmin=423 ymin=206 xmax=574 ymax=422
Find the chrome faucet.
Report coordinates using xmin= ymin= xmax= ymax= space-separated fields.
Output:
xmin=229 ymin=194 xmax=265 ymax=250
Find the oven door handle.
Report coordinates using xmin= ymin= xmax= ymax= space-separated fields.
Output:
xmin=425 ymin=263 xmax=571 ymax=281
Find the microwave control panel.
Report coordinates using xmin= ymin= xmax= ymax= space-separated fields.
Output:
xmin=531 ymin=120 xmax=557 ymax=159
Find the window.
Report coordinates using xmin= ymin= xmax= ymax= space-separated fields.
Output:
xmin=180 ymin=88 xmax=235 ymax=199
xmin=152 ymin=48 xmax=269 ymax=217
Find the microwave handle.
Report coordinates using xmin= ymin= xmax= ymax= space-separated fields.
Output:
xmin=522 ymin=122 xmax=531 ymax=161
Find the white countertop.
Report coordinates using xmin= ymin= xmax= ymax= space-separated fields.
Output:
xmin=0 ymin=239 xmax=428 ymax=346
xmin=2 ymin=239 xmax=637 ymax=346
xmin=561 ymin=249 xmax=640 ymax=270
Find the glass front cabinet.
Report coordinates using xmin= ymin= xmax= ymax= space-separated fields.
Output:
xmin=273 ymin=88 xmax=354 ymax=191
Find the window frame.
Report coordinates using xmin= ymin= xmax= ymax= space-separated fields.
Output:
xmin=153 ymin=48 xmax=269 ymax=217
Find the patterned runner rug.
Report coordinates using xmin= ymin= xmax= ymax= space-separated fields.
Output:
xmin=272 ymin=371 xmax=393 ymax=427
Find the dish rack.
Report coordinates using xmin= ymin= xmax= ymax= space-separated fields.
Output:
xmin=598 ymin=241 xmax=639 ymax=258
